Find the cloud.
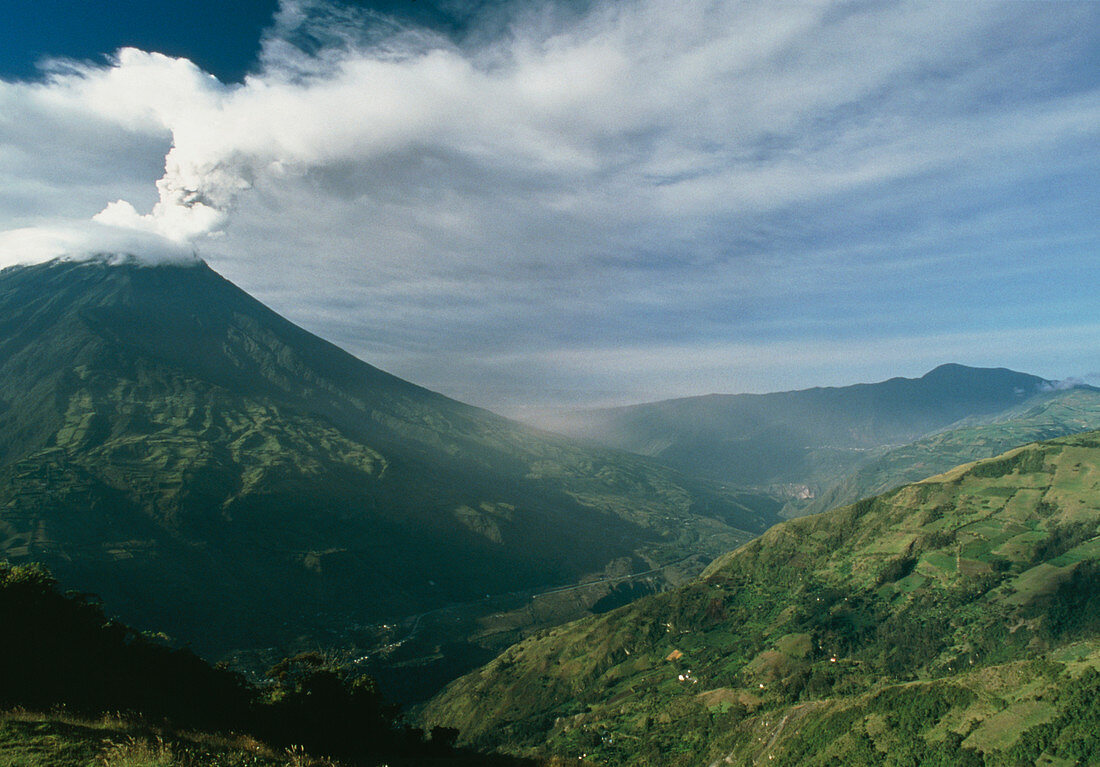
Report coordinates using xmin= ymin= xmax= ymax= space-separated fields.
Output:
xmin=0 ymin=0 xmax=1098 ymax=407
xmin=1039 ymin=377 xmax=1097 ymax=392
xmin=461 ymin=322 xmax=1100 ymax=419
xmin=0 ymin=221 xmax=197 ymax=266
xmin=14 ymin=0 xmax=1091 ymax=251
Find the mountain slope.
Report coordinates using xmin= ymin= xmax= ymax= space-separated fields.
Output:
xmin=0 ymin=257 xmax=779 ymax=657
xmin=551 ymin=364 xmax=1054 ymax=490
xmin=423 ymin=431 xmax=1100 ymax=765
xmin=796 ymin=386 xmax=1100 ymax=517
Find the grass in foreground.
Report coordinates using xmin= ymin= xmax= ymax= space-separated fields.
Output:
xmin=0 ymin=708 xmax=323 ymax=767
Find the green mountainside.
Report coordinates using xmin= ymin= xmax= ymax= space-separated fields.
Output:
xmin=0 ymin=257 xmax=778 ymax=660
xmin=795 ymin=387 xmax=1100 ymax=518
xmin=552 ymin=364 xmax=1058 ymax=492
xmin=422 ymin=431 xmax=1100 ymax=765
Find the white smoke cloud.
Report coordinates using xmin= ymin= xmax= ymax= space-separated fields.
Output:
xmin=0 ymin=221 xmax=197 ymax=266
xmin=0 ymin=46 xmax=233 ymax=262
xmin=6 ymin=0 xmax=1098 ymax=265
xmin=3 ymin=0 xmax=1032 ymax=255
xmin=0 ymin=0 xmax=1098 ymax=406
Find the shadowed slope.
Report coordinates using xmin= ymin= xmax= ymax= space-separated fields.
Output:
xmin=0 ymin=257 xmax=778 ymax=656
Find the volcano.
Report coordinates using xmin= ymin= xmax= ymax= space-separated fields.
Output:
xmin=0 ymin=256 xmax=776 ymax=654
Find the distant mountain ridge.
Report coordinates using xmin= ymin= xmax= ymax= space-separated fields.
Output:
xmin=553 ymin=364 xmax=1065 ymax=492
xmin=799 ymin=386 xmax=1100 ymax=517
xmin=0 ymin=257 xmax=777 ymax=658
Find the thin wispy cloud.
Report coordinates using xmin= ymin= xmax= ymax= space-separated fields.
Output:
xmin=0 ymin=0 xmax=1097 ymax=413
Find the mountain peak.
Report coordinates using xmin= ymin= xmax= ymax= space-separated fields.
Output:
xmin=63 ymin=252 xmax=204 ymax=268
xmin=555 ymin=363 xmax=1057 ymax=488
xmin=920 ymin=362 xmax=1045 ymax=384
xmin=922 ymin=362 xmax=980 ymax=377
xmin=1 ymin=249 xmax=205 ymax=276
xmin=0 ymin=258 xmax=773 ymax=665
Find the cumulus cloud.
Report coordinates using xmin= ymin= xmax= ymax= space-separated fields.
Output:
xmin=1 ymin=0 xmax=1099 ymax=407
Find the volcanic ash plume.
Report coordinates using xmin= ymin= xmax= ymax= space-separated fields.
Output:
xmin=93 ymin=153 xmax=252 ymax=244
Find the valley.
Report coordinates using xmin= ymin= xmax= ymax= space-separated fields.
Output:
xmin=0 ymin=257 xmax=773 ymax=696
xmin=1 ymin=259 xmax=1098 ymax=762
xmin=2 ymin=3 xmax=1096 ymax=764
xmin=422 ymin=431 xmax=1100 ymax=765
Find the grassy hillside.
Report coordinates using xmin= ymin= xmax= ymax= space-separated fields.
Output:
xmin=0 ymin=257 xmax=777 ymax=663
xmin=550 ymin=364 xmax=1055 ymax=490
xmin=422 ymin=431 xmax=1100 ymax=765
xmin=792 ymin=387 xmax=1100 ymax=517
xmin=0 ymin=710 xmax=304 ymax=767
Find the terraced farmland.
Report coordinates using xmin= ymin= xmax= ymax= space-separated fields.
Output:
xmin=423 ymin=432 xmax=1100 ymax=765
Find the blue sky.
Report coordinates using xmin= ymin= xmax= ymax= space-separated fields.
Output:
xmin=1 ymin=1 xmax=1098 ymax=418
xmin=0 ymin=1 xmax=493 ymax=82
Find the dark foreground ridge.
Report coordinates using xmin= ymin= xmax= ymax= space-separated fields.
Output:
xmin=0 ymin=560 xmax=534 ymax=766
